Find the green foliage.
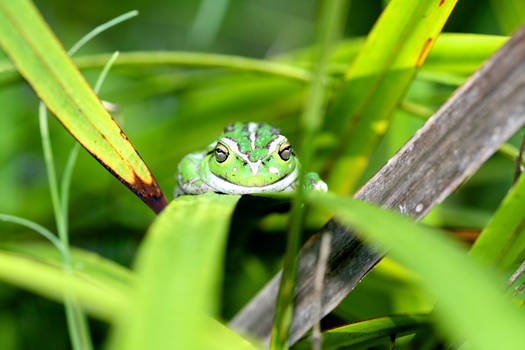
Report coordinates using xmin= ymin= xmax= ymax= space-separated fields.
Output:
xmin=0 ymin=0 xmax=165 ymax=213
xmin=112 ymin=193 xmax=244 ymax=349
xmin=308 ymin=191 xmax=525 ymax=350
xmin=0 ymin=0 xmax=524 ymax=349
xmin=324 ymin=0 xmax=458 ymax=194
xmin=470 ymin=168 xmax=525 ymax=271
xmin=292 ymin=315 xmax=430 ymax=350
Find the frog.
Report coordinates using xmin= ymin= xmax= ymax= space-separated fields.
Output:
xmin=174 ymin=122 xmax=327 ymax=198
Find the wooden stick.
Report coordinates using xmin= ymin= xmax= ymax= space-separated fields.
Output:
xmin=230 ymin=23 xmax=525 ymax=346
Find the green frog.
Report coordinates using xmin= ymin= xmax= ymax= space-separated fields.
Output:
xmin=174 ymin=122 xmax=327 ymax=197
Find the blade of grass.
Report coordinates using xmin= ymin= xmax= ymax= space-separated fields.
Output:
xmin=469 ymin=168 xmax=525 ymax=271
xmin=292 ymin=315 xmax=430 ymax=350
xmin=230 ymin=24 xmax=525 ymax=344
xmin=39 ymin=48 xmax=121 ymax=350
xmin=60 ymin=51 xmax=120 ymax=235
xmin=0 ymin=214 xmax=63 ymax=253
xmin=308 ymin=191 xmax=525 ymax=350
xmin=0 ymin=0 xmax=166 ymax=213
xmin=0 ymin=250 xmax=128 ymax=321
xmin=0 ymin=242 xmax=135 ymax=291
xmin=270 ymin=0 xmax=346 ymax=349
xmin=36 ymin=11 xmax=133 ymax=350
xmin=322 ymin=0 xmax=458 ymax=194
xmin=39 ymin=103 xmax=91 ymax=350
xmin=114 ymin=193 xmax=244 ymax=350
xmin=67 ymin=11 xmax=138 ymax=56
xmin=0 ymin=34 xmax=507 ymax=87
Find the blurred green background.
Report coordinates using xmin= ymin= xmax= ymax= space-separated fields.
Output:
xmin=0 ymin=0 xmax=521 ymax=348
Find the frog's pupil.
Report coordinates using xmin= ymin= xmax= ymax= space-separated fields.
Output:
xmin=279 ymin=146 xmax=291 ymax=161
xmin=215 ymin=147 xmax=228 ymax=163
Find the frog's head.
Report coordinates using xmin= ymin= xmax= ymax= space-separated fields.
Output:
xmin=203 ymin=122 xmax=298 ymax=194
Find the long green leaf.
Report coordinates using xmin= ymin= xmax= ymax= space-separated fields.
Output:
xmin=114 ymin=193 xmax=251 ymax=350
xmin=0 ymin=242 xmax=135 ymax=290
xmin=292 ymin=315 xmax=430 ymax=350
xmin=0 ymin=249 xmax=128 ymax=321
xmin=323 ymin=0 xmax=458 ymax=194
xmin=0 ymin=0 xmax=166 ymax=213
xmin=470 ymin=172 xmax=525 ymax=271
xmin=0 ymin=35 xmax=504 ymax=87
xmin=308 ymin=191 xmax=525 ymax=350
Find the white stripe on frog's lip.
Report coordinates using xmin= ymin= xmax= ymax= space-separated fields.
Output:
xmin=207 ymin=167 xmax=298 ymax=194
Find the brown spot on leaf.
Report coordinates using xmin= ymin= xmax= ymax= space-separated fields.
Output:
xmin=439 ymin=0 xmax=445 ymax=6
xmin=87 ymin=147 xmax=167 ymax=214
xmin=416 ymin=37 xmax=433 ymax=67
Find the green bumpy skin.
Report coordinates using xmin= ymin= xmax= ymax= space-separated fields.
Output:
xmin=174 ymin=122 xmax=327 ymax=198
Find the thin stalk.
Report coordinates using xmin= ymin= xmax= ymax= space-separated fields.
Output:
xmin=0 ymin=51 xmax=312 ymax=84
xmin=40 ymin=102 xmax=85 ymax=349
xmin=310 ymin=232 xmax=332 ymax=350
xmin=61 ymin=51 xmax=120 ymax=230
xmin=39 ymin=105 xmax=69 ymax=260
xmin=270 ymin=0 xmax=347 ymax=349
xmin=0 ymin=213 xmax=64 ymax=254
xmin=60 ymin=144 xmax=79 ymax=235
xmin=38 ymin=11 xmax=135 ymax=350
xmin=67 ymin=11 xmax=138 ymax=56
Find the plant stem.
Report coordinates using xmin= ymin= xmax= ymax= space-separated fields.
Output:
xmin=270 ymin=0 xmax=346 ymax=349
xmin=67 ymin=11 xmax=138 ymax=56
xmin=37 ymin=11 xmax=134 ymax=350
xmin=0 ymin=213 xmax=64 ymax=253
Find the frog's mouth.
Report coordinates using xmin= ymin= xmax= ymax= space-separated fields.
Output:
xmin=206 ymin=167 xmax=298 ymax=194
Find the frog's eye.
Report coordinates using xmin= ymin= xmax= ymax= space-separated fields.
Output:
xmin=215 ymin=143 xmax=229 ymax=163
xmin=278 ymin=142 xmax=292 ymax=161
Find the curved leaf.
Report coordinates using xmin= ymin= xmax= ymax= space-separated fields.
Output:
xmin=292 ymin=315 xmax=429 ymax=350
xmin=114 ymin=193 xmax=248 ymax=349
xmin=0 ymin=0 xmax=166 ymax=213
xmin=0 ymin=242 xmax=135 ymax=290
xmin=470 ymin=170 xmax=525 ymax=271
xmin=323 ymin=0 xmax=459 ymax=194
xmin=308 ymin=191 xmax=525 ymax=350
xmin=0 ymin=249 xmax=128 ymax=321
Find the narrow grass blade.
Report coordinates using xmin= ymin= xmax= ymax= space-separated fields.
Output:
xmin=0 ymin=0 xmax=166 ymax=213
xmin=0 ymin=249 xmax=128 ymax=321
xmin=323 ymin=0 xmax=458 ymax=194
xmin=308 ymin=191 xmax=525 ymax=350
xmin=470 ymin=171 xmax=525 ymax=271
xmin=0 ymin=214 xmax=63 ymax=253
xmin=292 ymin=315 xmax=430 ymax=350
xmin=270 ymin=0 xmax=346 ymax=349
xmin=0 ymin=242 xmax=135 ymax=290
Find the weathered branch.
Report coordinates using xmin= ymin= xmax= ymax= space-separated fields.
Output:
xmin=229 ymin=23 xmax=525 ymax=345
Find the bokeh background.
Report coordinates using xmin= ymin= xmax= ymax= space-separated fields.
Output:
xmin=0 ymin=0 xmax=521 ymax=348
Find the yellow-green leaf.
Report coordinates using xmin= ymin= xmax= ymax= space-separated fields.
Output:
xmin=324 ymin=0 xmax=458 ymax=194
xmin=0 ymin=0 xmax=166 ymax=213
xmin=114 ymin=193 xmax=250 ymax=349
xmin=308 ymin=191 xmax=525 ymax=350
